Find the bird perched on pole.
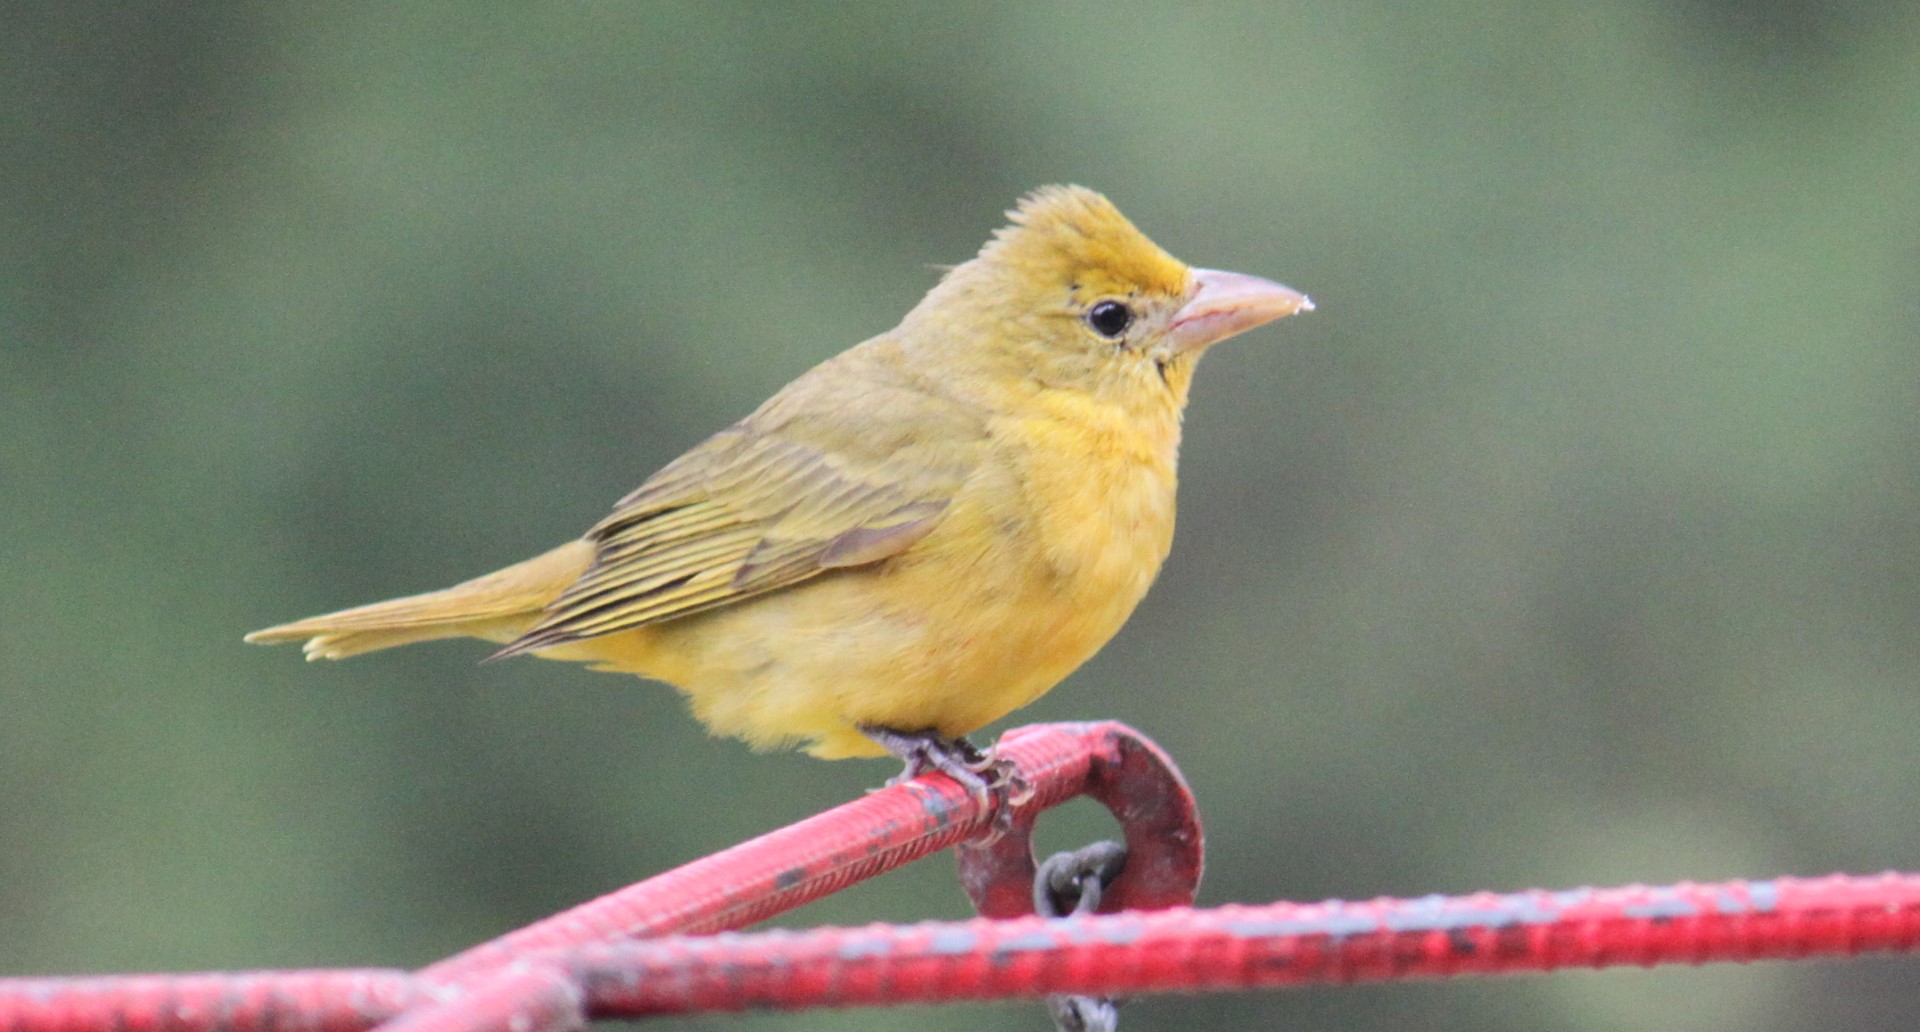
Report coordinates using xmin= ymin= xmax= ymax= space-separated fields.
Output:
xmin=249 ymin=185 xmax=1312 ymax=798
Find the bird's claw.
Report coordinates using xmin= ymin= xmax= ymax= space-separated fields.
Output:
xmin=968 ymin=751 xmax=1035 ymax=807
xmin=860 ymin=725 xmax=1030 ymax=836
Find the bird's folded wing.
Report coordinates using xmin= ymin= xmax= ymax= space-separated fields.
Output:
xmin=495 ymin=416 xmax=974 ymax=656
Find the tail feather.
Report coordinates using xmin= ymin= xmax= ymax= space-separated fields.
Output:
xmin=246 ymin=539 xmax=595 ymax=660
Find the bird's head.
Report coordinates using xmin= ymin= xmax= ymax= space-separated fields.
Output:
xmin=907 ymin=185 xmax=1312 ymax=414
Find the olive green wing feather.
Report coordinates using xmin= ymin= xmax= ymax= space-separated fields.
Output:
xmin=495 ymin=373 xmax=980 ymax=656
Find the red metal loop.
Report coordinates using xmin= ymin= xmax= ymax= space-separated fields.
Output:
xmin=956 ymin=721 xmax=1204 ymax=918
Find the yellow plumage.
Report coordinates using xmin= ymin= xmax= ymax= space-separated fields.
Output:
xmin=248 ymin=186 xmax=1310 ymax=762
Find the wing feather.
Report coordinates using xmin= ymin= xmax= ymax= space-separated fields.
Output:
xmin=494 ymin=363 xmax=982 ymax=658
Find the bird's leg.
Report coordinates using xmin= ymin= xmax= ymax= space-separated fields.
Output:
xmin=858 ymin=725 xmax=1033 ymax=821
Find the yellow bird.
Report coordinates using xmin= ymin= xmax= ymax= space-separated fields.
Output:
xmin=249 ymin=186 xmax=1311 ymax=790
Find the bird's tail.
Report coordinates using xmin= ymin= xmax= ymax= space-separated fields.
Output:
xmin=245 ymin=539 xmax=595 ymax=660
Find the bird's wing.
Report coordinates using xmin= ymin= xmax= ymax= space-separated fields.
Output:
xmin=496 ymin=375 xmax=980 ymax=656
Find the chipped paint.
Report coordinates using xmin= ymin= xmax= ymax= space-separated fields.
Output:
xmin=927 ymin=929 xmax=978 ymax=955
xmin=1622 ymin=897 xmax=1699 ymax=921
xmin=1223 ymin=913 xmax=1378 ymax=938
xmin=835 ymin=935 xmax=895 ymax=960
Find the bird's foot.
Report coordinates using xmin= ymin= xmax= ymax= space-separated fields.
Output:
xmin=860 ymin=725 xmax=1031 ymax=832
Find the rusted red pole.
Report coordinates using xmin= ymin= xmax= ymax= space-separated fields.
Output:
xmin=423 ymin=721 xmax=1162 ymax=984
xmin=0 ymin=723 xmax=1187 ymax=1032
xmin=6 ymin=722 xmax=1917 ymax=1030
xmin=10 ymin=872 xmax=1918 ymax=1029
xmin=0 ymin=970 xmax=421 ymax=1032
xmin=574 ymin=872 xmax=1920 ymax=1016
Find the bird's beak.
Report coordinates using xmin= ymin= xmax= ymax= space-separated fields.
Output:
xmin=1163 ymin=268 xmax=1314 ymax=356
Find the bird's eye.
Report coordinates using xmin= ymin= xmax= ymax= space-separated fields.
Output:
xmin=1086 ymin=300 xmax=1133 ymax=340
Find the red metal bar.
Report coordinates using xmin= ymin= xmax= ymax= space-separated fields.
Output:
xmin=1 ymin=722 xmax=1185 ymax=1032
xmin=6 ymin=722 xmax=1917 ymax=1029
xmin=574 ymin=872 xmax=1920 ymax=1016
xmin=14 ymin=872 xmax=1910 ymax=1030
xmin=371 ymin=967 xmax=580 ymax=1032
xmin=0 ymin=971 xmax=419 ymax=1032
xmin=421 ymin=721 xmax=1159 ymax=985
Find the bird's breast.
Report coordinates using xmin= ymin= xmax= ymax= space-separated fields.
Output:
xmin=615 ymin=401 xmax=1185 ymax=758
xmin=1015 ymin=415 xmax=1178 ymax=600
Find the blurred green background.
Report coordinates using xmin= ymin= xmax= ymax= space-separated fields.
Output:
xmin=6 ymin=3 xmax=1919 ymax=1029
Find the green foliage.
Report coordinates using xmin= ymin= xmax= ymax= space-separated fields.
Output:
xmin=6 ymin=3 xmax=1919 ymax=1029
